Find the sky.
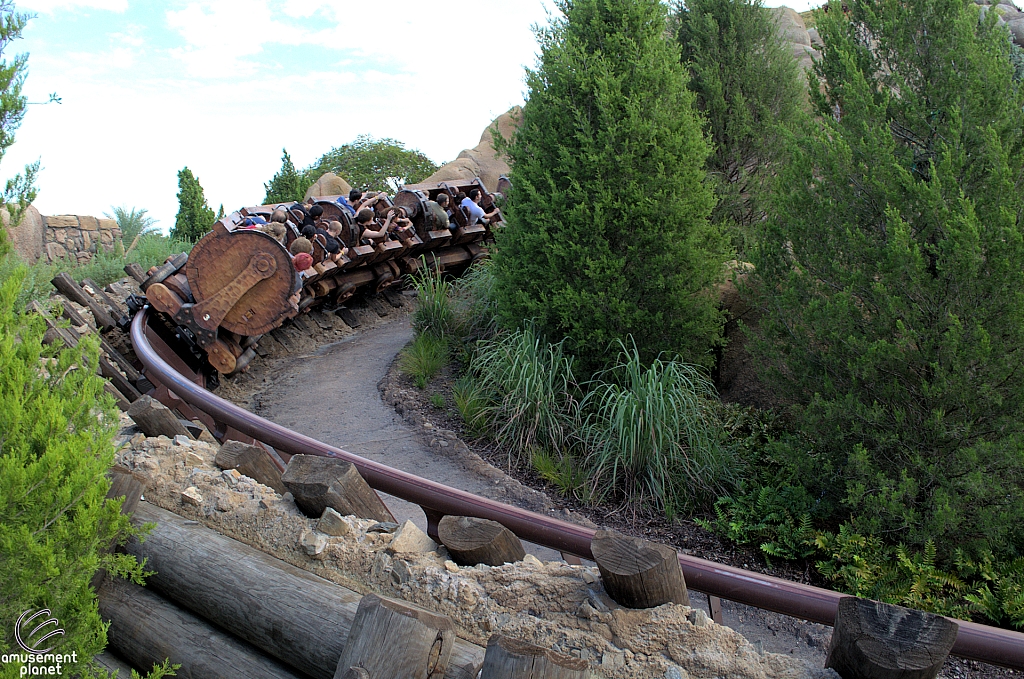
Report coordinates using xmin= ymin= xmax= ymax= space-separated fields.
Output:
xmin=5 ymin=0 xmax=817 ymax=233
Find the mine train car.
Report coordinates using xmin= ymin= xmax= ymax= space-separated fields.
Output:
xmin=139 ymin=177 xmax=507 ymax=377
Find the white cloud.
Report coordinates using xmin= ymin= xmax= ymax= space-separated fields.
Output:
xmin=18 ymin=0 xmax=128 ymax=13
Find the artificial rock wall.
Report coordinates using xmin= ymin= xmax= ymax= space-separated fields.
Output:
xmin=2 ymin=205 xmax=122 ymax=264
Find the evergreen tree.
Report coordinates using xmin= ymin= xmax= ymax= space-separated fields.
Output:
xmin=750 ymin=0 xmax=1024 ymax=559
xmin=0 ymin=2 xmax=38 ymax=228
xmin=492 ymin=0 xmax=728 ymax=374
xmin=674 ymin=0 xmax=804 ymax=245
xmin=263 ymin=148 xmax=309 ymax=204
xmin=172 ymin=167 xmax=215 ymax=242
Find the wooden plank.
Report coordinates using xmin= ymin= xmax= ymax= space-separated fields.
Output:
xmin=100 ymin=355 xmax=142 ymax=403
xmin=127 ymin=395 xmax=193 ymax=439
xmin=51 ymin=271 xmax=116 ymax=331
xmin=81 ymin=277 xmax=128 ymax=321
xmin=333 ymin=594 xmax=455 ymax=679
xmin=126 ymin=503 xmax=484 ymax=679
xmin=335 ymin=306 xmax=361 ymax=328
xmin=99 ymin=577 xmax=305 ymax=679
xmin=124 ymin=262 xmax=147 ymax=284
xmin=52 ymin=294 xmax=143 ymax=383
xmin=52 ymin=293 xmax=90 ymax=329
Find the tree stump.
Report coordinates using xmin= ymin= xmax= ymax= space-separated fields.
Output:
xmin=127 ymin=395 xmax=193 ymax=440
xmin=479 ymin=635 xmax=590 ymax=679
xmin=333 ymin=594 xmax=455 ymax=679
xmin=282 ymin=454 xmax=394 ymax=522
xmin=438 ymin=515 xmax=525 ymax=566
xmin=591 ymin=529 xmax=690 ymax=608
xmin=216 ymin=440 xmax=286 ymax=494
xmin=825 ymin=597 xmax=959 ymax=679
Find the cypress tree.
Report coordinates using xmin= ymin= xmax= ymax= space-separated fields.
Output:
xmin=674 ymin=0 xmax=804 ymax=243
xmin=263 ymin=148 xmax=309 ymax=204
xmin=493 ymin=0 xmax=728 ymax=374
xmin=750 ymin=0 xmax=1024 ymax=558
xmin=172 ymin=166 xmax=216 ymax=242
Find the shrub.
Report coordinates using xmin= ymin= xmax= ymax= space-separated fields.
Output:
xmin=579 ymin=339 xmax=731 ymax=516
xmin=748 ymin=0 xmax=1024 ymax=562
xmin=471 ymin=326 xmax=580 ymax=465
xmin=492 ymin=0 xmax=728 ymax=376
xmin=0 ymin=262 xmax=150 ymax=676
xmin=171 ymin=167 xmax=216 ymax=242
xmin=398 ymin=333 xmax=448 ymax=389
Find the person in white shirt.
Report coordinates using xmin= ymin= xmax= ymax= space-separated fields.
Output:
xmin=460 ymin=188 xmax=499 ymax=225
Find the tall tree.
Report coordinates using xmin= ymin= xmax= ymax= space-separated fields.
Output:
xmin=492 ymin=0 xmax=728 ymax=374
xmin=308 ymin=135 xmax=437 ymax=193
xmin=263 ymin=148 xmax=310 ymax=204
xmin=172 ymin=166 xmax=215 ymax=242
xmin=749 ymin=0 xmax=1024 ymax=559
xmin=674 ymin=0 xmax=804 ymax=247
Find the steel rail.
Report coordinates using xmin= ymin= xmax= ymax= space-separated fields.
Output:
xmin=131 ymin=309 xmax=1024 ymax=670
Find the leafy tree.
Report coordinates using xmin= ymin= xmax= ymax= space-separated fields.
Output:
xmin=171 ymin=167 xmax=215 ymax=242
xmin=263 ymin=148 xmax=311 ymax=204
xmin=673 ymin=0 xmax=804 ymax=247
xmin=748 ymin=0 xmax=1024 ymax=561
xmin=0 ymin=2 xmax=38 ymax=228
xmin=308 ymin=135 xmax=437 ymax=193
xmin=492 ymin=0 xmax=728 ymax=375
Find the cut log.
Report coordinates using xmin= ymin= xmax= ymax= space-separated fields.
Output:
xmin=50 ymin=271 xmax=116 ymax=331
xmin=479 ymin=635 xmax=591 ymax=679
xmin=825 ymin=596 xmax=959 ymax=679
xmin=215 ymin=440 xmax=286 ymax=494
xmin=51 ymin=294 xmax=143 ymax=385
xmin=127 ymin=395 xmax=193 ymax=440
xmin=126 ymin=502 xmax=484 ymax=679
xmin=94 ymin=650 xmax=137 ymax=676
xmin=81 ymin=277 xmax=128 ymax=322
xmin=438 ymin=515 xmax=525 ymax=566
xmin=282 ymin=454 xmax=394 ymax=522
xmin=98 ymin=577 xmax=305 ymax=679
xmin=124 ymin=262 xmax=147 ymax=284
xmin=591 ymin=529 xmax=690 ymax=609
xmin=99 ymin=354 xmax=142 ymax=403
xmin=333 ymin=594 xmax=455 ymax=679
xmin=103 ymin=381 xmax=131 ymax=411
xmin=52 ymin=293 xmax=91 ymax=329
xmin=91 ymin=464 xmax=147 ymax=589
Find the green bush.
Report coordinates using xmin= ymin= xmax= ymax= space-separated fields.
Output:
xmin=409 ymin=264 xmax=455 ymax=339
xmin=530 ymin=448 xmax=590 ymax=502
xmin=579 ymin=340 xmax=731 ymax=516
xmin=748 ymin=0 xmax=1024 ymax=563
xmin=451 ymin=259 xmax=498 ymax=342
xmin=398 ymin=333 xmax=449 ymax=389
xmin=471 ymin=326 xmax=580 ymax=466
xmin=0 ymin=263 xmax=150 ymax=677
xmin=492 ymin=0 xmax=728 ymax=376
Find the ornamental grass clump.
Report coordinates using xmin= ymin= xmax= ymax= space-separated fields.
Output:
xmin=471 ymin=326 xmax=580 ymax=466
xmin=409 ymin=263 xmax=456 ymax=339
xmin=580 ymin=340 xmax=731 ymax=516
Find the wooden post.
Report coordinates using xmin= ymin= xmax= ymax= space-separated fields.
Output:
xmin=825 ymin=597 xmax=959 ymax=679
xmin=215 ymin=440 xmax=287 ymax=494
xmin=125 ymin=503 xmax=485 ymax=679
xmin=127 ymin=395 xmax=193 ymax=439
xmin=81 ymin=277 xmax=127 ymax=323
xmin=438 ymin=515 xmax=525 ymax=567
xmin=124 ymin=262 xmax=147 ymax=284
xmin=282 ymin=454 xmax=394 ymax=522
xmin=333 ymin=594 xmax=455 ymax=679
xmin=479 ymin=635 xmax=591 ymax=679
xmin=99 ymin=577 xmax=305 ymax=679
xmin=591 ymin=529 xmax=690 ymax=609
xmin=50 ymin=271 xmax=116 ymax=331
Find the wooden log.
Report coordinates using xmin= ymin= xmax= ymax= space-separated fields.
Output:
xmin=341 ymin=669 xmax=370 ymax=679
xmin=479 ymin=635 xmax=591 ymax=679
xmin=590 ymin=529 xmax=690 ymax=609
xmin=438 ymin=515 xmax=525 ymax=567
xmin=94 ymin=650 xmax=137 ymax=676
xmin=125 ymin=502 xmax=483 ymax=679
xmin=90 ymin=465 xmax=147 ymax=589
xmin=98 ymin=577 xmax=305 ymax=679
xmin=127 ymin=395 xmax=193 ymax=440
xmin=215 ymin=440 xmax=286 ymax=494
xmin=51 ymin=294 xmax=143 ymax=385
xmin=124 ymin=261 xmax=147 ymax=284
xmin=99 ymin=354 xmax=142 ymax=403
xmin=282 ymin=454 xmax=395 ymax=522
xmin=50 ymin=271 xmax=116 ymax=331
xmin=333 ymin=594 xmax=455 ymax=679
xmin=81 ymin=277 xmax=128 ymax=322
xmin=103 ymin=381 xmax=131 ymax=411
xmin=825 ymin=597 xmax=959 ymax=679
xmin=52 ymin=292 xmax=91 ymax=329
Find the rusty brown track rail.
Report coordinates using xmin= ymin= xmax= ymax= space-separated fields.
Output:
xmin=130 ymin=308 xmax=1024 ymax=670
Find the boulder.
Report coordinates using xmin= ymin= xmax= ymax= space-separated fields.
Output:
xmin=419 ymin=107 xmax=520 ymax=192
xmin=1008 ymin=17 xmax=1024 ymax=44
xmin=792 ymin=43 xmax=820 ymax=73
xmin=304 ymin=172 xmax=352 ymax=200
xmin=807 ymin=27 xmax=823 ymax=48
xmin=772 ymin=6 xmax=811 ymax=47
xmin=1 ymin=204 xmax=44 ymax=263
